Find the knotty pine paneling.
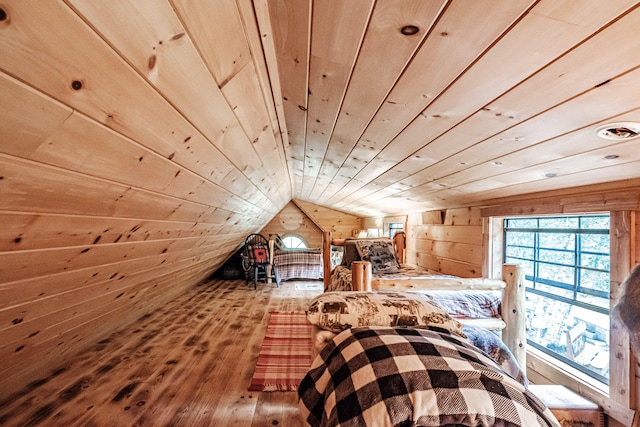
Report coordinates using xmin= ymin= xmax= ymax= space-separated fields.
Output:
xmin=300 ymin=0 xmax=374 ymax=200
xmin=406 ymin=208 xmax=484 ymax=278
xmin=259 ymin=201 xmax=323 ymax=248
xmin=294 ymin=199 xmax=363 ymax=240
xmin=0 ymin=0 xmax=290 ymax=404
xmin=259 ymin=200 xmax=362 ymax=248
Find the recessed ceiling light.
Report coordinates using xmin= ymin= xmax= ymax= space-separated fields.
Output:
xmin=604 ymin=154 xmax=619 ymax=160
xmin=492 ymin=161 xmax=502 ymax=165
xmin=595 ymin=122 xmax=640 ymax=140
xmin=545 ymin=173 xmax=557 ymax=178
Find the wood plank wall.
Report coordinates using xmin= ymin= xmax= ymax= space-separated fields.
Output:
xmin=406 ymin=207 xmax=484 ymax=278
xmin=260 ymin=200 xmax=362 ymax=248
xmin=294 ymin=199 xmax=363 ymax=240
xmin=0 ymin=1 xmax=290 ymax=403
xmin=259 ymin=201 xmax=323 ymax=248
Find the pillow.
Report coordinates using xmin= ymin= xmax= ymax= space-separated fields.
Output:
xmin=306 ymin=291 xmax=466 ymax=338
xmin=354 ymin=239 xmax=400 ymax=273
xmin=340 ymin=240 xmax=361 ymax=268
xmin=252 ymin=246 xmax=267 ymax=263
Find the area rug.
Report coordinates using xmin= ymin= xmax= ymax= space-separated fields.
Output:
xmin=249 ymin=311 xmax=313 ymax=391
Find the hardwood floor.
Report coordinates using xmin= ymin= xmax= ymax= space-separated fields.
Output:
xmin=0 ymin=278 xmax=321 ymax=426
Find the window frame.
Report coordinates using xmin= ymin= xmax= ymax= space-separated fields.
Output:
xmin=280 ymin=234 xmax=307 ymax=249
xmin=502 ymin=214 xmax=611 ymax=385
xmin=485 ymin=211 xmax=633 ymax=423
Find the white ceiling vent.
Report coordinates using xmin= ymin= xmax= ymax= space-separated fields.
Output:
xmin=595 ymin=122 xmax=640 ymax=140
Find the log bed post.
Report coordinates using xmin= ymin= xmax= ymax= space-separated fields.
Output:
xmin=322 ymin=231 xmax=332 ymax=291
xmin=393 ymin=231 xmax=406 ymax=264
xmin=352 ymin=261 xmax=372 ymax=291
xmin=502 ymin=263 xmax=526 ymax=372
xmin=267 ymin=238 xmax=274 ymax=283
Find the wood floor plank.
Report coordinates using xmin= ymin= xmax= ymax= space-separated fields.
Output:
xmin=0 ymin=278 xmax=321 ymax=426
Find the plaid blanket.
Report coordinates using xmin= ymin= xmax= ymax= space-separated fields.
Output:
xmin=299 ymin=327 xmax=560 ymax=427
xmin=274 ymin=249 xmax=323 ymax=281
xmin=426 ymin=290 xmax=502 ymax=319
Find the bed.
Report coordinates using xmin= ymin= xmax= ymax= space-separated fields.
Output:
xmin=272 ymin=247 xmax=324 ymax=281
xmin=300 ymin=237 xmax=555 ymax=426
xmin=319 ymin=231 xmax=526 ymax=367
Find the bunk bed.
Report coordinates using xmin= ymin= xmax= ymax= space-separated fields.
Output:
xmin=297 ymin=233 xmax=553 ymax=427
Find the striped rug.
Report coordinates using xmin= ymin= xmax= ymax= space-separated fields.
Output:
xmin=249 ymin=311 xmax=313 ymax=391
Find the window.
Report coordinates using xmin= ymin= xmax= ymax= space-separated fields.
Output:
xmin=388 ymin=222 xmax=404 ymax=238
xmin=281 ymin=235 xmax=307 ymax=249
xmin=503 ymin=215 xmax=610 ymax=385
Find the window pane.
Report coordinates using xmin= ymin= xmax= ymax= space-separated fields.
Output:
xmin=535 ymin=282 xmax=574 ymax=299
xmin=505 ymin=231 xmax=534 ymax=246
xmin=581 ymin=216 xmax=610 ymax=229
xmin=538 ymin=263 xmax=574 ymax=285
xmin=579 ymin=269 xmax=610 ymax=294
xmin=580 ymin=234 xmax=609 ymax=253
xmin=580 ymin=253 xmax=609 ymax=270
xmin=282 ymin=235 xmax=306 ymax=248
xmin=539 ymin=217 xmax=579 ymax=228
xmin=505 ymin=246 xmax=534 ymax=260
xmin=539 ymin=248 xmax=574 ymax=265
xmin=507 ymin=218 xmax=539 ymax=228
xmin=539 ymin=232 xmax=574 ymax=250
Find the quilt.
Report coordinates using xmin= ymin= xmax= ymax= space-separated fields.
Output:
xmin=273 ymin=248 xmax=323 ymax=281
xmin=298 ymin=326 xmax=560 ymax=427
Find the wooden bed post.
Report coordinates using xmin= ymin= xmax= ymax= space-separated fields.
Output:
xmin=267 ymin=238 xmax=274 ymax=283
xmin=502 ymin=264 xmax=526 ymax=372
xmin=393 ymin=231 xmax=406 ymax=264
xmin=323 ymin=231 xmax=332 ymax=291
xmin=352 ymin=261 xmax=372 ymax=291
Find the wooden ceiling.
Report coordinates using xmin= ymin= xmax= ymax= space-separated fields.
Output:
xmin=2 ymin=1 xmax=640 ymax=225
xmin=262 ymin=0 xmax=640 ymax=217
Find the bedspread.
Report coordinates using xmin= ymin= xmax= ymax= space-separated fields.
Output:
xmin=299 ymin=326 xmax=560 ymax=427
xmin=273 ymin=249 xmax=323 ymax=281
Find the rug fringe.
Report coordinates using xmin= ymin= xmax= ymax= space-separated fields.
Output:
xmin=261 ymin=384 xmax=299 ymax=392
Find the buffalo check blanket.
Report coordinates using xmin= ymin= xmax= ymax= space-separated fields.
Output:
xmin=298 ymin=327 xmax=560 ymax=427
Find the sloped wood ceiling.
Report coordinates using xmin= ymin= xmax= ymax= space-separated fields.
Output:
xmin=263 ymin=0 xmax=640 ymax=217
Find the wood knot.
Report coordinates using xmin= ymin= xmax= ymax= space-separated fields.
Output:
xmin=71 ymin=80 xmax=83 ymax=91
xmin=148 ymin=54 xmax=156 ymax=70
xmin=0 ymin=8 xmax=7 ymax=22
